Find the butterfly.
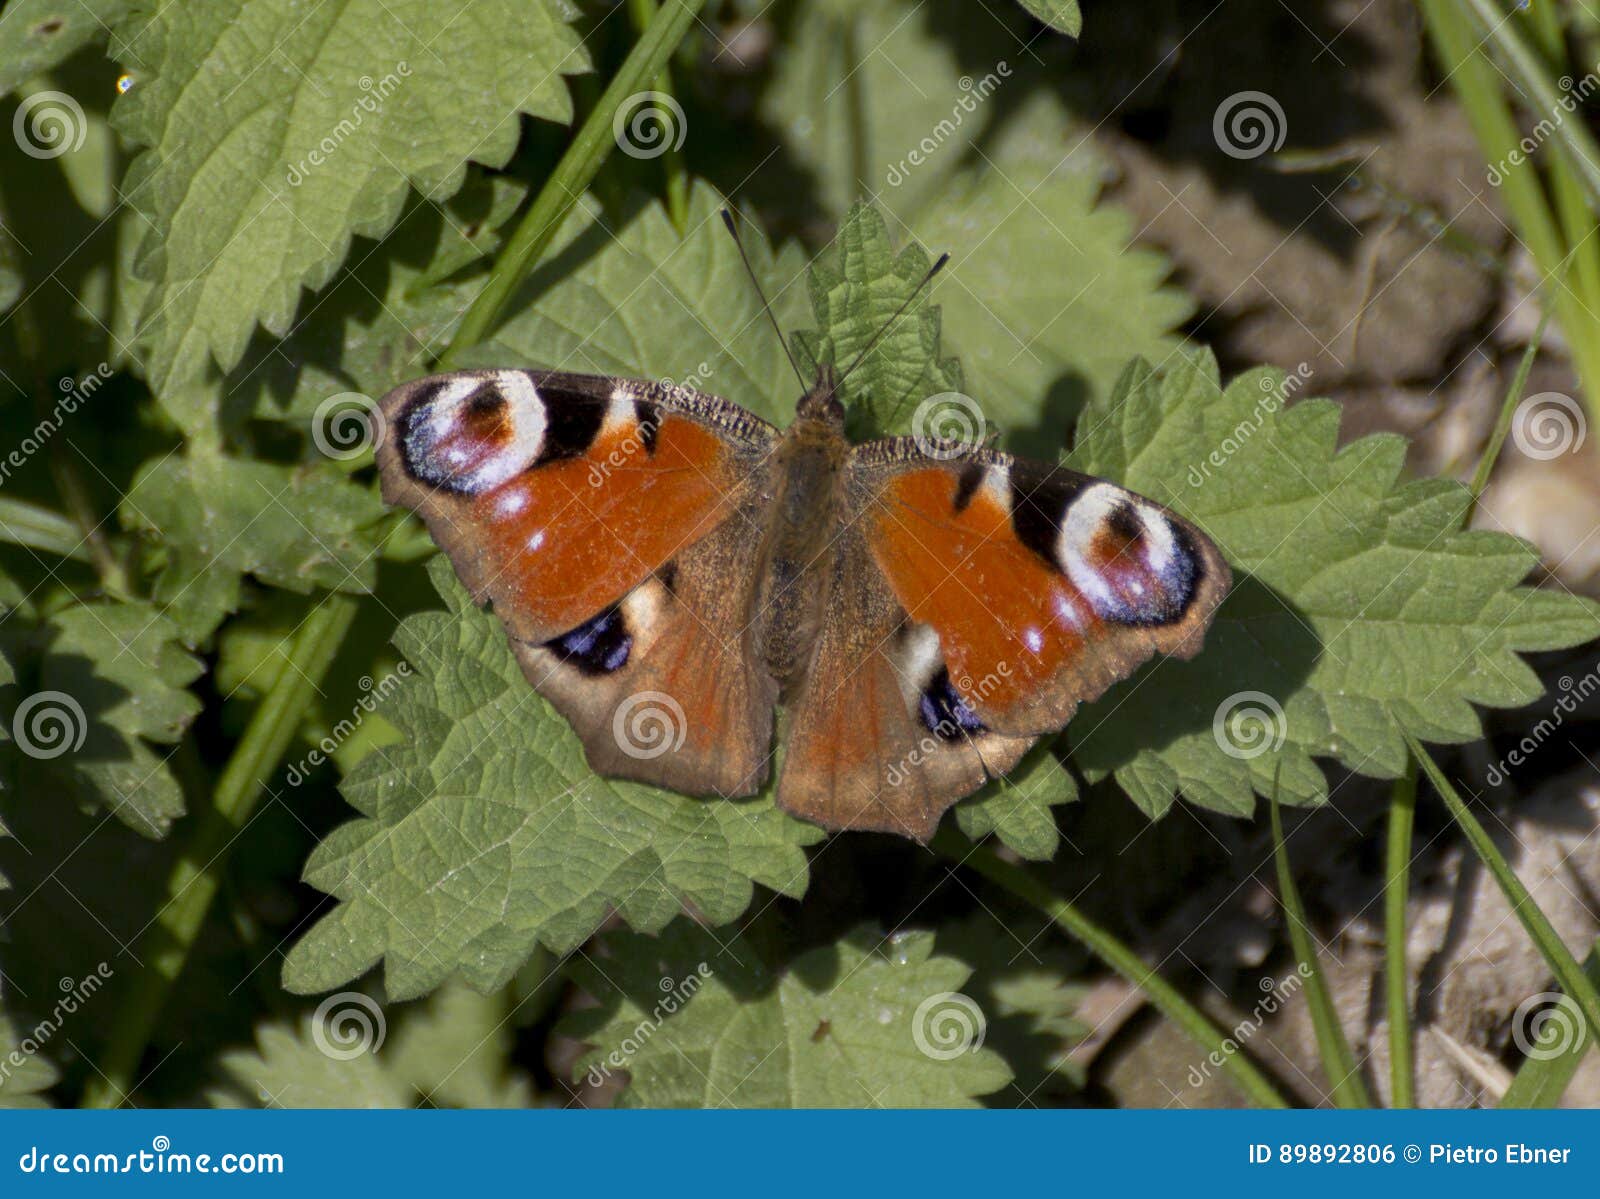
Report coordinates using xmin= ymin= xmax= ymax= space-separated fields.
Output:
xmin=374 ymin=224 xmax=1230 ymax=843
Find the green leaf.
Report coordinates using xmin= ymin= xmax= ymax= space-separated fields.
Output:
xmin=1016 ymin=0 xmax=1081 ymax=36
xmin=121 ymin=452 xmax=389 ymax=643
xmin=902 ymin=97 xmax=1193 ymax=449
xmin=212 ymin=1014 xmax=411 ymax=1109
xmin=762 ymin=2 xmax=1184 ymax=431
xmin=563 ymin=921 xmax=1011 ymax=1107
xmin=0 ymin=1013 xmax=58 ymax=1107
xmin=465 ymin=183 xmax=811 ymax=425
xmin=11 ymin=600 xmax=203 ymax=837
xmin=955 ymin=743 xmax=1078 ymax=861
xmin=282 ymin=557 xmax=820 ymax=1002
xmin=384 ymin=979 xmax=534 ymax=1107
xmin=109 ymin=0 xmax=590 ymax=391
xmin=212 ymin=978 xmax=533 ymax=1108
xmin=0 ymin=0 xmax=129 ymax=97
xmin=793 ymin=202 xmax=961 ymax=440
xmin=1068 ymin=353 xmax=1600 ymax=818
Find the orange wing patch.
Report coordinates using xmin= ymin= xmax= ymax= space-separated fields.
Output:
xmin=865 ymin=467 xmax=1090 ymax=718
xmin=467 ymin=416 xmax=740 ymax=635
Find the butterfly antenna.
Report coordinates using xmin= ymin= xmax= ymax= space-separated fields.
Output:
xmin=837 ymin=251 xmax=951 ymax=386
xmin=720 ymin=208 xmax=809 ymax=388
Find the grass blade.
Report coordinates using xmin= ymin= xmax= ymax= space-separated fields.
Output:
xmin=1270 ymin=794 xmax=1374 ymax=1107
xmin=1405 ymin=733 xmax=1600 ymax=1045
xmin=1500 ymin=947 xmax=1600 ymax=1108
xmin=932 ymin=827 xmax=1291 ymax=1108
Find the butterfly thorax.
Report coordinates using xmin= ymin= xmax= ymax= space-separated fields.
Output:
xmin=755 ymin=402 xmax=849 ymax=689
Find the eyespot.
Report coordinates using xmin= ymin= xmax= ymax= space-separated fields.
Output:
xmin=400 ymin=372 xmax=546 ymax=495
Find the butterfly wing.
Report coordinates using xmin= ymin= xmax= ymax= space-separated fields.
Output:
xmin=849 ymin=440 xmax=1231 ymax=738
xmin=377 ymin=369 xmax=782 ymax=796
xmin=777 ymin=523 xmax=1037 ymax=841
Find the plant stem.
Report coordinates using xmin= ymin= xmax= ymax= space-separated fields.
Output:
xmin=1383 ymin=762 xmax=1417 ymax=1108
xmin=931 ymin=828 xmax=1290 ymax=1108
xmin=437 ymin=0 xmax=709 ymax=367
xmin=83 ymin=596 xmax=358 ymax=1108
xmin=1468 ymin=301 xmax=1552 ymax=516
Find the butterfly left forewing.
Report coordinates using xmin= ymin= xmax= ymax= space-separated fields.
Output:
xmin=377 ymin=368 xmax=783 ymax=797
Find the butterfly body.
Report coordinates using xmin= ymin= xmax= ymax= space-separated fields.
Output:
xmin=377 ymin=365 xmax=1230 ymax=841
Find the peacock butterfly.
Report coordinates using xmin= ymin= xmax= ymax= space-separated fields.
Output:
xmin=374 ymin=218 xmax=1230 ymax=841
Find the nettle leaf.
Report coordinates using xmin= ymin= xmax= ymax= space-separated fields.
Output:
xmin=793 ymin=202 xmax=961 ymax=441
xmin=764 ymin=1 xmax=1184 ymax=431
xmin=109 ymin=0 xmax=589 ymax=391
xmin=175 ymin=175 xmax=526 ymax=444
xmin=13 ymin=601 xmax=203 ymax=837
xmin=212 ymin=979 xmax=532 ymax=1108
xmin=955 ymin=743 xmax=1078 ymax=862
xmin=0 ymin=1013 xmax=57 ymax=1108
xmin=463 ymin=184 xmax=811 ymax=425
xmin=211 ymin=1015 xmax=411 ymax=1109
xmin=1067 ymin=353 xmax=1600 ymax=818
xmin=1016 ymin=0 xmax=1081 ymax=37
xmin=121 ymin=453 xmax=389 ymax=644
xmin=0 ymin=0 xmax=130 ymax=97
xmin=282 ymin=558 xmax=819 ymax=1002
xmin=563 ymin=922 xmax=1010 ymax=1107
xmin=903 ymin=96 xmax=1193 ymax=450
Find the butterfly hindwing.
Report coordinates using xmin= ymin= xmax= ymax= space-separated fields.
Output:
xmin=777 ymin=524 xmax=1037 ymax=841
xmin=377 ymin=369 xmax=782 ymax=794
